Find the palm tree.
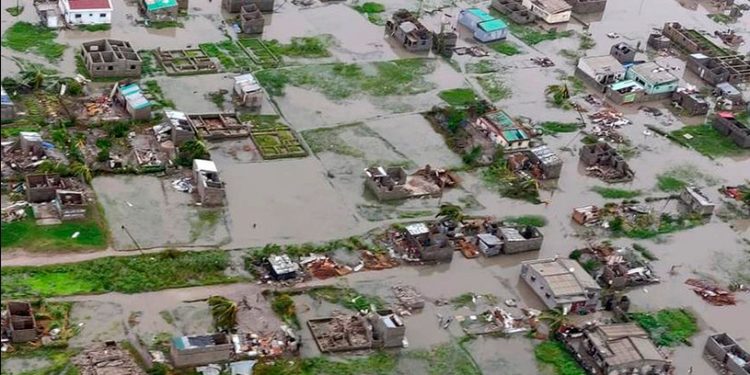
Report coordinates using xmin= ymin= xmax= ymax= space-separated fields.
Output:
xmin=436 ymin=203 xmax=465 ymax=223
xmin=539 ymin=308 xmax=569 ymax=334
xmin=70 ymin=162 xmax=92 ymax=184
xmin=208 ymin=296 xmax=238 ymax=331
xmin=545 ymin=84 xmax=570 ymax=107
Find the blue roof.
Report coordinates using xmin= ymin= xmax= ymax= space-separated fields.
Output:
xmin=478 ymin=19 xmax=507 ymax=32
xmin=1 ymin=86 xmax=12 ymax=105
xmin=466 ymin=8 xmax=494 ymax=21
xmin=119 ymin=83 xmax=151 ymax=110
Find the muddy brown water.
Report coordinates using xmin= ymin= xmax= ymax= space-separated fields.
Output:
xmin=2 ymin=0 xmax=750 ymax=373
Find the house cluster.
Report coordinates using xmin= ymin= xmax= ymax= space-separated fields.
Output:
xmin=169 ymin=330 xmax=298 ymax=370
xmin=33 ymin=0 xmax=193 ymax=27
xmin=363 ymin=165 xmax=458 ymax=202
xmin=492 ymin=0 xmax=608 ymax=26
xmin=389 ymin=218 xmax=544 ymax=263
xmin=222 ymin=0 xmax=276 ymax=35
xmin=575 ymin=243 xmax=660 ymax=290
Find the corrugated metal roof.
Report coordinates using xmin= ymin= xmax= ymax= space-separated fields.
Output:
xmin=466 ymin=8 xmax=494 ymax=21
xmin=144 ymin=0 xmax=177 ymax=11
xmin=478 ymin=19 xmax=507 ymax=32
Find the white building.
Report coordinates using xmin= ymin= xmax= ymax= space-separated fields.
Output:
xmin=233 ymin=73 xmax=263 ymax=109
xmin=520 ymin=257 xmax=601 ymax=314
xmin=521 ymin=0 xmax=571 ymax=24
xmin=59 ymin=0 xmax=113 ymax=25
xmin=576 ymin=55 xmax=626 ymax=85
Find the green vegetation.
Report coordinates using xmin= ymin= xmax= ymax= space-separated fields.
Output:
xmin=408 ymin=341 xmax=482 ymax=375
xmin=591 ymin=187 xmax=642 ymax=199
xmin=146 ymin=20 xmax=184 ymax=29
xmin=244 ymin=236 xmax=374 ymax=265
xmin=1 ymin=207 xmax=108 ymax=252
xmin=436 ymin=203 xmax=465 ymax=223
xmin=609 ymin=213 xmax=704 ymax=239
xmin=439 ymin=88 xmax=478 ymax=106
xmin=490 ymin=41 xmax=521 ymax=56
xmin=503 ymin=215 xmax=548 ymax=227
xmin=78 ymin=23 xmax=111 ymax=32
xmin=5 ymin=5 xmax=23 ymax=16
xmin=271 ymin=293 xmax=300 ymax=329
xmin=189 ymin=209 xmax=222 ymax=242
xmin=245 ymin=115 xmax=307 ymax=159
xmin=175 ymin=139 xmax=210 ymax=167
xmin=353 ymin=2 xmax=385 ymax=24
xmin=307 ymin=286 xmax=385 ymax=312
xmin=200 ymin=40 xmax=253 ymax=71
xmin=254 ymin=352 xmax=397 ymax=375
xmin=545 ymin=84 xmax=571 ymax=109
xmin=534 ymin=340 xmax=586 ymax=375
xmin=397 ymin=210 xmax=434 ymax=219
xmin=482 ymin=158 xmax=540 ymax=204
xmin=208 ymin=90 xmax=226 ymax=110
xmin=1 ymin=250 xmax=239 ymax=299
xmin=579 ymin=33 xmax=596 ymax=50
xmin=632 ymin=243 xmax=658 ymax=261
xmin=301 ymin=123 xmax=369 ymax=158
xmin=142 ymin=80 xmax=175 ymax=109
xmin=1 ymin=347 xmax=79 ymax=375
xmin=476 ymin=75 xmax=511 ymax=101
xmin=656 ymin=176 xmax=687 ymax=192
xmin=540 ymin=121 xmax=579 ymax=134
xmin=630 ymin=309 xmax=698 ymax=346
xmin=671 ymin=124 xmax=748 ymax=158
xmin=256 ymin=59 xmax=435 ymax=99
xmin=708 ymin=13 xmax=736 ymax=24
xmin=490 ymin=11 xmax=573 ymax=46
xmin=208 ymin=296 xmax=238 ymax=331
xmin=450 ymin=292 xmax=497 ymax=309
xmin=138 ymin=50 xmax=162 ymax=76
xmin=3 ymin=22 xmax=66 ymax=61
xmin=265 ymin=35 xmax=332 ymax=58
xmin=159 ymin=310 xmax=175 ymax=325
xmin=465 ymin=59 xmax=499 ymax=74
xmin=656 ymin=165 xmax=718 ymax=192
xmin=237 ymin=38 xmax=279 ymax=68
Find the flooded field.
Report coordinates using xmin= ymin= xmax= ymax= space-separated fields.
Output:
xmin=1 ymin=0 xmax=749 ymax=373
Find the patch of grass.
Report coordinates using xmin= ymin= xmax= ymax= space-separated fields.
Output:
xmin=408 ymin=341 xmax=482 ymax=375
xmin=489 ymin=41 xmax=522 ymax=56
xmin=610 ymin=213 xmax=705 ymax=239
xmin=271 ymin=293 xmax=300 ymax=329
xmin=489 ymin=11 xmax=573 ymax=46
xmin=534 ymin=340 xmax=586 ymax=375
xmin=465 ymin=59 xmax=499 ymax=74
xmin=248 ymin=117 xmax=307 ymax=159
xmin=591 ymin=187 xmax=642 ymax=199
xmin=708 ymin=13 xmax=735 ymax=24
xmin=255 ymin=59 xmax=436 ymax=100
xmin=476 ymin=75 xmax=511 ymax=101
xmin=142 ymin=79 xmax=174 ymax=109
xmin=438 ymin=88 xmax=478 ymax=106
xmin=3 ymin=22 xmax=66 ymax=61
xmin=671 ymin=124 xmax=748 ymax=158
xmin=397 ymin=210 xmax=433 ymax=219
xmin=265 ymin=36 xmax=332 ymax=58
xmin=254 ymin=352 xmax=397 ymax=375
xmin=301 ymin=123 xmax=368 ymax=158
xmin=5 ymin=5 xmax=24 ymax=16
xmin=307 ymin=286 xmax=385 ymax=312
xmin=207 ymin=90 xmax=226 ymax=110
xmin=540 ymin=121 xmax=579 ymax=134
xmin=656 ymin=165 xmax=719 ymax=192
xmin=146 ymin=20 xmax=184 ymax=29
xmin=656 ymin=176 xmax=687 ymax=192
xmin=632 ymin=243 xmax=658 ymax=261
xmin=354 ymin=2 xmax=385 ymax=13
xmin=503 ymin=215 xmax=548 ymax=227
xmin=482 ymin=159 xmax=540 ymax=204
xmin=1 ymin=250 xmax=239 ymax=299
xmin=629 ymin=309 xmax=698 ymax=346
xmin=1 ymin=207 xmax=108 ymax=252
xmin=78 ymin=23 xmax=111 ymax=32
xmin=579 ymin=33 xmax=596 ymax=50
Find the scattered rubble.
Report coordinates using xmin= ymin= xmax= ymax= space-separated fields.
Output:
xmin=685 ymin=278 xmax=736 ymax=306
xmin=392 ymin=285 xmax=425 ymax=311
xmin=73 ymin=341 xmax=147 ymax=375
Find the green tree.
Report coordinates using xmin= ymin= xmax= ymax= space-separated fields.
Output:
xmin=436 ymin=203 xmax=465 ymax=223
xmin=545 ymin=84 xmax=570 ymax=106
xmin=207 ymin=295 xmax=238 ymax=331
xmin=70 ymin=162 xmax=92 ymax=184
xmin=539 ymin=308 xmax=569 ymax=334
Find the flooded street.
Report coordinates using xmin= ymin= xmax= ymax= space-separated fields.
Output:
xmin=2 ymin=0 xmax=750 ymax=373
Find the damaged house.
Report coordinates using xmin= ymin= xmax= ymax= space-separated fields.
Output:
xmin=308 ymin=313 xmax=373 ymax=353
xmin=154 ymin=110 xmax=195 ymax=146
xmin=662 ymin=22 xmax=728 ymax=57
xmin=508 ymin=145 xmax=563 ymax=180
xmin=116 ymin=83 xmax=152 ymax=121
xmin=5 ymin=302 xmax=38 ymax=343
xmin=579 ymin=142 xmax=634 ymax=183
xmin=679 ymin=186 xmax=715 ymax=216
xmin=142 ymin=0 xmax=178 ymax=20
xmin=239 ymin=3 xmax=265 ymax=34
xmin=560 ymin=323 xmax=673 ymax=375
xmin=474 ymin=111 xmax=530 ymax=151
xmin=385 ymin=10 xmax=433 ymax=53
xmin=170 ymin=333 xmax=233 ymax=368
xmin=55 ymin=190 xmax=87 ymax=221
xmin=25 ymin=173 xmax=66 ymax=203
xmin=578 ymin=244 xmax=659 ymax=290
xmin=479 ymin=222 xmax=544 ymax=256
xmin=572 ymin=205 xmax=601 ymax=225
xmin=671 ymin=88 xmax=709 ymax=116
xmin=609 ymin=42 xmax=635 ymax=64
xmin=491 ymin=0 xmax=536 ymax=24
xmin=521 ymin=0 xmax=572 ymax=24
xmin=687 ymin=54 xmax=750 ymax=86
xmin=187 ymin=113 xmax=251 ymax=140
xmin=80 ymin=39 xmax=142 ymax=79
xmin=705 ymin=333 xmax=750 ymax=375
xmin=369 ymin=310 xmax=406 ymax=349
xmin=458 ymin=8 xmax=508 ymax=43
xmin=402 ymin=222 xmax=454 ymax=263
xmin=193 ymin=159 xmax=225 ymax=206
xmin=713 ymin=112 xmax=750 ymax=148
xmin=564 ymin=0 xmax=607 ymax=14
xmin=364 ymin=165 xmax=456 ymax=201
xmin=233 ymin=73 xmax=263 ymax=109
xmin=520 ymin=257 xmax=601 ymax=314
xmin=222 ymin=0 xmax=275 ymax=13
xmin=267 ymin=254 xmax=300 ymax=280
xmin=73 ymin=341 xmax=147 ymax=375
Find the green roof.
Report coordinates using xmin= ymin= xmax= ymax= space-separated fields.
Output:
xmin=466 ymin=8 xmax=494 ymax=22
xmin=609 ymin=80 xmax=641 ymax=91
xmin=144 ymin=0 xmax=177 ymax=11
xmin=503 ymin=129 xmax=528 ymax=142
xmin=478 ymin=19 xmax=507 ymax=32
xmin=487 ymin=111 xmax=514 ymax=128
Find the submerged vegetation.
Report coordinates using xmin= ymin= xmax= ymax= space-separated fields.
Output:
xmin=1 ymin=250 xmax=239 ymax=299
xmin=656 ymin=165 xmax=718 ymax=192
xmin=490 ymin=41 xmax=522 ymax=56
xmin=270 ymin=293 xmax=300 ymax=329
xmin=1 ymin=207 xmax=108 ymax=252
xmin=353 ymin=2 xmax=386 ymax=24
xmin=439 ymin=88 xmax=478 ymax=106
xmin=630 ymin=309 xmax=698 ymax=346
xmin=591 ymin=187 xmax=642 ymax=199
xmin=256 ymin=59 xmax=436 ymax=100
xmin=307 ymin=286 xmax=385 ymax=312
xmin=482 ymin=158 xmax=541 ymax=204
xmin=534 ymin=340 xmax=586 ymax=375
xmin=476 ymin=75 xmax=512 ymax=101
xmin=265 ymin=35 xmax=332 ymax=58
xmin=3 ymin=22 xmax=66 ymax=61
xmin=540 ymin=121 xmax=579 ymax=134
xmin=254 ymin=352 xmax=397 ymax=375
xmin=503 ymin=215 xmax=548 ymax=227
xmin=671 ymin=124 xmax=748 ymax=158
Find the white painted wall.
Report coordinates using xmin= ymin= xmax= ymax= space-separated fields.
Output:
xmin=60 ymin=0 xmax=112 ymax=24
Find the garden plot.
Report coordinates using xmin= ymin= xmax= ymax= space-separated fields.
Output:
xmin=247 ymin=115 xmax=307 ymax=159
xmin=93 ymin=175 xmax=230 ymax=250
xmin=199 ymin=40 xmax=255 ymax=72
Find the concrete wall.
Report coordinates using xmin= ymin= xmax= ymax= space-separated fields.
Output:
xmin=64 ymin=9 xmax=112 ymax=24
xmin=565 ymin=0 xmax=606 ymax=14
xmin=713 ymin=116 xmax=750 ymax=148
xmin=520 ymin=263 xmax=561 ymax=310
xmin=170 ymin=344 xmax=233 ymax=368
xmin=492 ymin=0 xmax=537 ymax=24
xmin=522 ymin=0 xmax=571 ymax=23
xmin=502 ymin=235 xmax=543 ymax=254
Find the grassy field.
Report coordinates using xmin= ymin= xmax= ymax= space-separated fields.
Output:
xmin=1 ymin=250 xmax=239 ymax=299
xmin=439 ymin=88 xmax=478 ymax=106
xmin=307 ymin=286 xmax=385 ymax=312
xmin=489 ymin=41 xmax=522 ymax=56
xmin=534 ymin=340 xmax=586 ymax=375
xmin=254 ymin=352 xmax=397 ymax=375
xmin=541 ymin=121 xmax=579 ymax=134
xmin=476 ymin=75 xmax=511 ymax=101
xmin=591 ymin=187 xmax=642 ymax=199
xmin=3 ymin=22 xmax=66 ymax=61
xmin=265 ymin=35 xmax=332 ymax=58
xmin=256 ymin=59 xmax=435 ymax=100
xmin=630 ymin=309 xmax=698 ymax=346
xmin=671 ymin=124 xmax=747 ymax=158
xmin=353 ymin=2 xmax=386 ymax=25
xmin=1 ymin=207 xmax=109 ymax=252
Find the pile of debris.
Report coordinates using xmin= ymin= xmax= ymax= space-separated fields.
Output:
xmin=685 ymin=279 xmax=736 ymax=306
xmin=361 ymin=251 xmax=399 ymax=270
xmin=587 ymin=108 xmax=630 ymax=144
xmin=392 ymin=285 xmax=425 ymax=311
xmin=234 ymin=326 xmax=299 ymax=358
xmin=301 ymin=255 xmax=352 ymax=279
xmin=579 ymin=142 xmax=634 ymax=183
xmin=453 ymin=46 xmax=489 ymax=57
xmin=714 ymin=29 xmax=744 ymax=47
xmin=72 ymin=341 xmax=147 ymax=375
xmin=460 ymin=307 xmax=537 ymax=336
xmin=1 ymin=201 xmax=28 ymax=222
xmin=308 ymin=312 xmax=372 ymax=353
xmin=579 ymin=243 xmax=660 ymax=289
xmin=531 ymin=57 xmax=555 ymax=67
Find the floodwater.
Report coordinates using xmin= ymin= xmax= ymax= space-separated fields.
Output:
xmin=2 ymin=0 xmax=750 ymax=373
